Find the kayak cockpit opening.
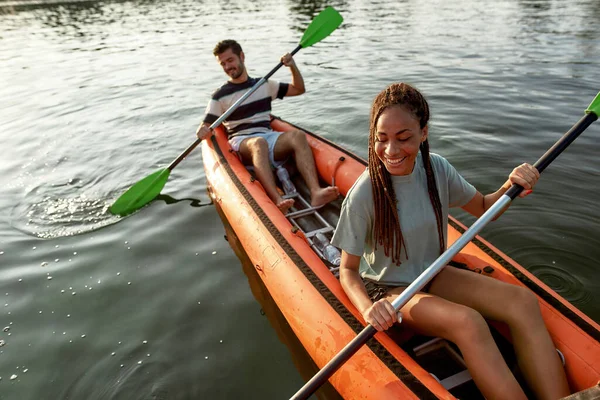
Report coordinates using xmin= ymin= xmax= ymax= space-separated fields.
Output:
xmin=276 ymin=160 xmax=343 ymax=276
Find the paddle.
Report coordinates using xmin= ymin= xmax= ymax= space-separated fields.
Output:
xmin=290 ymin=91 xmax=600 ymax=400
xmin=109 ymin=7 xmax=344 ymax=216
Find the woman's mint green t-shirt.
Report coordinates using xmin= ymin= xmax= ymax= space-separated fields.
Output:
xmin=331 ymin=152 xmax=476 ymax=286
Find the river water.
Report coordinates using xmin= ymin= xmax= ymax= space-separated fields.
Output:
xmin=1 ymin=0 xmax=599 ymax=398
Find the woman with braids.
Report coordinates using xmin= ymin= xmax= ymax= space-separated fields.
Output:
xmin=330 ymin=83 xmax=570 ymax=400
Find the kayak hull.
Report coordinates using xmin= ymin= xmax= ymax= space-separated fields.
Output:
xmin=201 ymin=117 xmax=600 ymax=399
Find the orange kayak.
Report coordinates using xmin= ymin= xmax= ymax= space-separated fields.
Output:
xmin=201 ymin=116 xmax=600 ymax=399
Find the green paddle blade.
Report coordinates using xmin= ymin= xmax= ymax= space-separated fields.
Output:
xmin=586 ymin=91 xmax=600 ymax=117
xmin=109 ymin=168 xmax=170 ymax=216
xmin=299 ymin=6 xmax=343 ymax=48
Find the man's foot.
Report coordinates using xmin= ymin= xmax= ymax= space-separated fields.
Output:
xmin=276 ymin=198 xmax=295 ymax=214
xmin=310 ymin=186 xmax=339 ymax=208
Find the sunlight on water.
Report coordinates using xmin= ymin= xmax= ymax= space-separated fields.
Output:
xmin=12 ymin=193 xmax=119 ymax=239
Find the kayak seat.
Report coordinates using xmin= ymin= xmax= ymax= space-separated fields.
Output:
xmin=411 ymin=337 xmax=474 ymax=391
xmin=559 ymin=383 xmax=600 ymax=400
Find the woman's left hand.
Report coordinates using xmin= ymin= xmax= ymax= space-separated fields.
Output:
xmin=508 ymin=163 xmax=540 ymax=198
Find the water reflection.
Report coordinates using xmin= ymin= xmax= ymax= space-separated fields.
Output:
xmin=516 ymin=0 xmax=600 ymax=44
xmin=287 ymin=0 xmax=349 ymax=34
xmin=287 ymin=0 xmax=348 ymax=18
xmin=39 ymin=1 xmax=109 ymax=31
xmin=0 ymin=0 xmax=123 ymax=40
xmin=517 ymin=0 xmax=551 ymax=13
xmin=155 ymin=193 xmax=210 ymax=208
xmin=1 ymin=0 xmax=113 ymax=16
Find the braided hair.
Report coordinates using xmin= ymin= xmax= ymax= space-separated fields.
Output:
xmin=367 ymin=83 xmax=445 ymax=265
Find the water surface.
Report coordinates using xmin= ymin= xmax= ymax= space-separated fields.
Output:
xmin=1 ymin=0 xmax=599 ymax=398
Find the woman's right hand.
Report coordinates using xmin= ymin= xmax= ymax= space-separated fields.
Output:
xmin=362 ymin=299 xmax=402 ymax=331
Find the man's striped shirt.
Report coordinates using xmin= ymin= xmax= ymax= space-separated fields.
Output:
xmin=203 ymin=77 xmax=289 ymax=138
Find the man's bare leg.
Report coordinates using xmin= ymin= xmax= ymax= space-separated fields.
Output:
xmin=273 ymin=130 xmax=338 ymax=208
xmin=239 ymin=137 xmax=294 ymax=213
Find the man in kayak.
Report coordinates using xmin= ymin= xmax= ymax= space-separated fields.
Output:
xmin=332 ymin=83 xmax=570 ymax=399
xmin=196 ymin=39 xmax=339 ymax=213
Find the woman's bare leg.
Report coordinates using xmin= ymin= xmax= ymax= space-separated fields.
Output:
xmin=385 ymin=288 xmax=527 ymax=400
xmin=429 ymin=266 xmax=570 ymax=400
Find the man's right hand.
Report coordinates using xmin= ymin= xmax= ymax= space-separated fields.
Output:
xmin=196 ymin=124 xmax=213 ymax=140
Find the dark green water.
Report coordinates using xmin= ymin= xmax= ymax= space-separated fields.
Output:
xmin=1 ymin=0 xmax=599 ymax=398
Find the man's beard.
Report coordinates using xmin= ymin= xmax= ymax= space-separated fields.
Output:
xmin=228 ymin=63 xmax=245 ymax=79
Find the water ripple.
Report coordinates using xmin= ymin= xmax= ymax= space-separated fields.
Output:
xmin=527 ymin=263 xmax=594 ymax=307
xmin=11 ymin=189 xmax=119 ymax=239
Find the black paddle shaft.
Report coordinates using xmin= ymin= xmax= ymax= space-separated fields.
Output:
xmin=290 ymin=110 xmax=598 ymax=400
xmin=167 ymin=45 xmax=303 ymax=171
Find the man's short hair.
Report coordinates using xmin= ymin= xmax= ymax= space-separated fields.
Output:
xmin=213 ymin=40 xmax=242 ymax=57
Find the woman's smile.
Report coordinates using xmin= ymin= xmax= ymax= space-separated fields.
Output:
xmin=384 ymin=155 xmax=407 ymax=166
